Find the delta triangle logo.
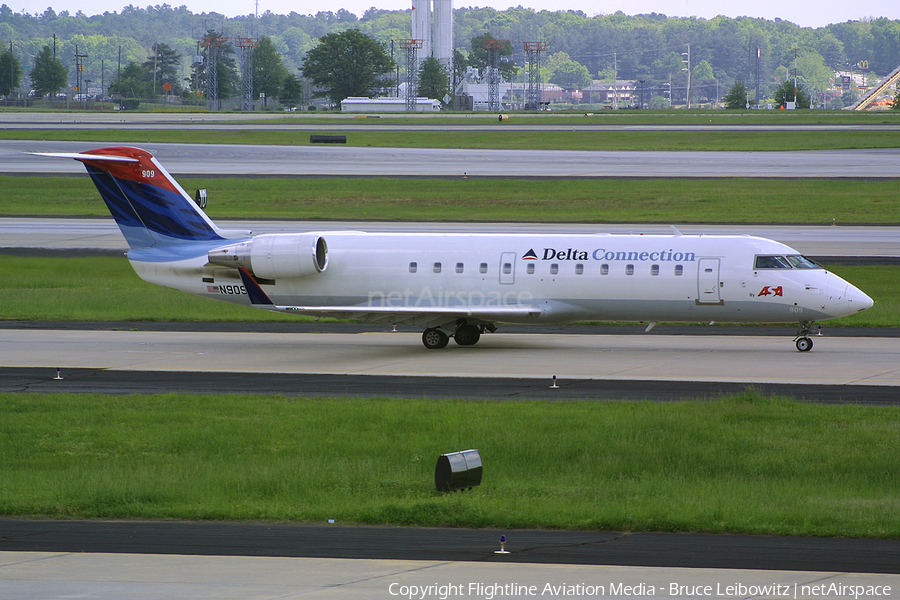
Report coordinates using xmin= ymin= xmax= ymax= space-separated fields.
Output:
xmin=523 ymin=248 xmax=538 ymax=260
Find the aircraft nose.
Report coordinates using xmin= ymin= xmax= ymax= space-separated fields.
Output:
xmin=846 ymin=283 xmax=874 ymax=313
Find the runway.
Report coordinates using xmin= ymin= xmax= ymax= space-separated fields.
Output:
xmin=2 ymin=519 xmax=900 ymax=600
xmin=4 ymin=139 xmax=900 ymax=177
xmin=0 ymin=325 xmax=900 ymax=399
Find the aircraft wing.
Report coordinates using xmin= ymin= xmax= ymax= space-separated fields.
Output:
xmin=267 ymin=304 xmax=542 ymax=327
xmin=237 ymin=267 xmax=541 ymax=327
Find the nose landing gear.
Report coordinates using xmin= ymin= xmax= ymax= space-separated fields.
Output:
xmin=794 ymin=321 xmax=814 ymax=352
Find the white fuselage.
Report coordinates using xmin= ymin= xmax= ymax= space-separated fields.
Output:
xmin=128 ymin=232 xmax=872 ymax=327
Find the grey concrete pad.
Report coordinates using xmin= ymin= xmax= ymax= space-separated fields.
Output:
xmin=3 ymin=329 xmax=899 ymax=386
xmin=5 ymin=140 xmax=900 ymax=177
xmin=2 ymin=552 xmax=899 ymax=600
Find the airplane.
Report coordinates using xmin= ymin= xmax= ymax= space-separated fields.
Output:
xmin=35 ymin=146 xmax=874 ymax=352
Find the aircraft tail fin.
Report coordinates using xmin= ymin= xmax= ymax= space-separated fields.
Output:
xmin=33 ymin=147 xmax=233 ymax=249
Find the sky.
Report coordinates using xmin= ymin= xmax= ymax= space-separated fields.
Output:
xmin=10 ymin=0 xmax=900 ymax=29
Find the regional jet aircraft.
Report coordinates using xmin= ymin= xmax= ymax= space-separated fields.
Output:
xmin=36 ymin=146 xmax=873 ymax=351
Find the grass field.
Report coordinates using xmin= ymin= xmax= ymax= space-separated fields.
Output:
xmin=4 ymin=176 xmax=900 ymax=224
xmin=5 ymin=127 xmax=900 ymax=151
xmin=1 ymin=391 xmax=897 ymax=537
xmin=0 ymin=255 xmax=894 ymax=327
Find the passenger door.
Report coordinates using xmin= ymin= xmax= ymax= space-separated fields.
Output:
xmin=500 ymin=252 xmax=516 ymax=285
xmin=697 ymin=258 xmax=722 ymax=304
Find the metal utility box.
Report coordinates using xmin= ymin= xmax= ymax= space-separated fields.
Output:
xmin=435 ymin=449 xmax=482 ymax=492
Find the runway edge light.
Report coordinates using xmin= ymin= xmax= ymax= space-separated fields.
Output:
xmin=495 ymin=535 xmax=509 ymax=554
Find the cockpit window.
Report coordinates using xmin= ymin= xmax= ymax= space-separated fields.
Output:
xmin=755 ymin=255 xmax=821 ymax=269
xmin=785 ymin=255 xmax=821 ymax=269
xmin=755 ymin=255 xmax=792 ymax=269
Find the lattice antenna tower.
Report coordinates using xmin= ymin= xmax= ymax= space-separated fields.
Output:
xmin=201 ymin=34 xmax=224 ymax=111
xmin=484 ymin=39 xmax=506 ymax=112
xmin=235 ymin=37 xmax=259 ymax=111
xmin=399 ymin=39 xmax=423 ymax=111
xmin=524 ymin=41 xmax=548 ymax=110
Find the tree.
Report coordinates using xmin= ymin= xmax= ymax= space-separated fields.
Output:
xmin=648 ymin=95 xmax=669 ymax=109
xmin=773 ymin=79 xmax=810 ymax=109
xmin=30 ymin=45 xmax=67 ymax=97
xmin=280 ymin=73 xmax=303 ymax=108
xmin=301 ymin=29 xmax=394 ymax=107
xmin=723 ymin=80 xmax=749 ymax=109
xmin=417 ymin=56 xmax=449 ymax=104
xmin=108 ymin=61 xmax=152 ymax=98
xmin=143 ymin=43 xmax=182 ymax=96
xmin=891 ymin=88 xmax=900 ymax=111
xmin=545 ymin=52 xmax=591 ymax=90
xmin=0 ymin=46 xmax=23 ymax=97
xmin=253 ymin=36 xmax=289 ymax=105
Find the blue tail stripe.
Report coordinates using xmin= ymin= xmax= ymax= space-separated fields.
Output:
xmin=238 ymin=268 xmax=274 ymax=306
xmin=85 ymin=163 xmax=223 ymax=247
xmin=87 ymin=167 xmax=155 ymax=248
xmin=116 ymin=178 xmax=221 ymax=241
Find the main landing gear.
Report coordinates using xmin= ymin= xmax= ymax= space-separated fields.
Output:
xmin=421 ymin=322 xmax=494 ymax=349
xmin=794 ymin=321 xmax=814 ymax=352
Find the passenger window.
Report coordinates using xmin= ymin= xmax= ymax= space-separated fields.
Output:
xmin=433 ymin=262 xmax=441 ymax=273
xmin=455 ymin=262 xmax=464 ymax=273
xmin=575 ymin=263 xmax=584 ymax=275
xmin=479 ymin=263 xmax=488 ymax=274
xmin=600 ymin=264 xmax=609 ymax=275
xmin=527 ymin=263 xmax=535 ymax=274
xmin=550 ymin=264 xmax=559 ymax=275
xmin=651 ymin=264 xmax=659 ymax=276
xmin=503 ymin=262 xmax=512 ymax=274
xmin=409 ymin=262 xmax=417 ymax=273
xmin=674 ymin=265 xmax=683 ymax=276
xmin=626 ymin=264 xmax=634 ymax=276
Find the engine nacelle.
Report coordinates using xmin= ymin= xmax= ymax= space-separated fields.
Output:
xmin=208 ymin=234 xmax=328 ymax=280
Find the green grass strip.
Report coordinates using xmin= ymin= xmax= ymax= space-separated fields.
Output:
xmin=0 ymin=256 xmax=894 ymax=327
xmin=4 ymin=176 xmax=900 ymax=224
xmin=0 ymin=391 xmax=897 ymax=536
xmin=4 ymin=127 xmax=900 ymax=151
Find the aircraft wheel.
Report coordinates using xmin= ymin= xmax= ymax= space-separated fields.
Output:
xmin=795 ymin=337 xmax=813 ymax=352
xmin=422 ymin=328 xmax=450 ymax=349
xmin=454 ymin=324 xmax=481 ymax=346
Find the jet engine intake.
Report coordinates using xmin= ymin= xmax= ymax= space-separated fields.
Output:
xmin=208 ymin=234 xmax=328 ymax=280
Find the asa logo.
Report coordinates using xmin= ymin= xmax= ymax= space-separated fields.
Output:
xmin=523 ymin=248 xmax=538 ymax=260
xmin=758 ymin=285 xmax=783 ymax=297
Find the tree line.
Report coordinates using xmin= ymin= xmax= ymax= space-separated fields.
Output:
xmin=1 ymin=4 xmax=899 ymax=108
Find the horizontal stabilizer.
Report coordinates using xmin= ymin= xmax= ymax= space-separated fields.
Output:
xmin=29 ymin=151 xmax=139 ymax=162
